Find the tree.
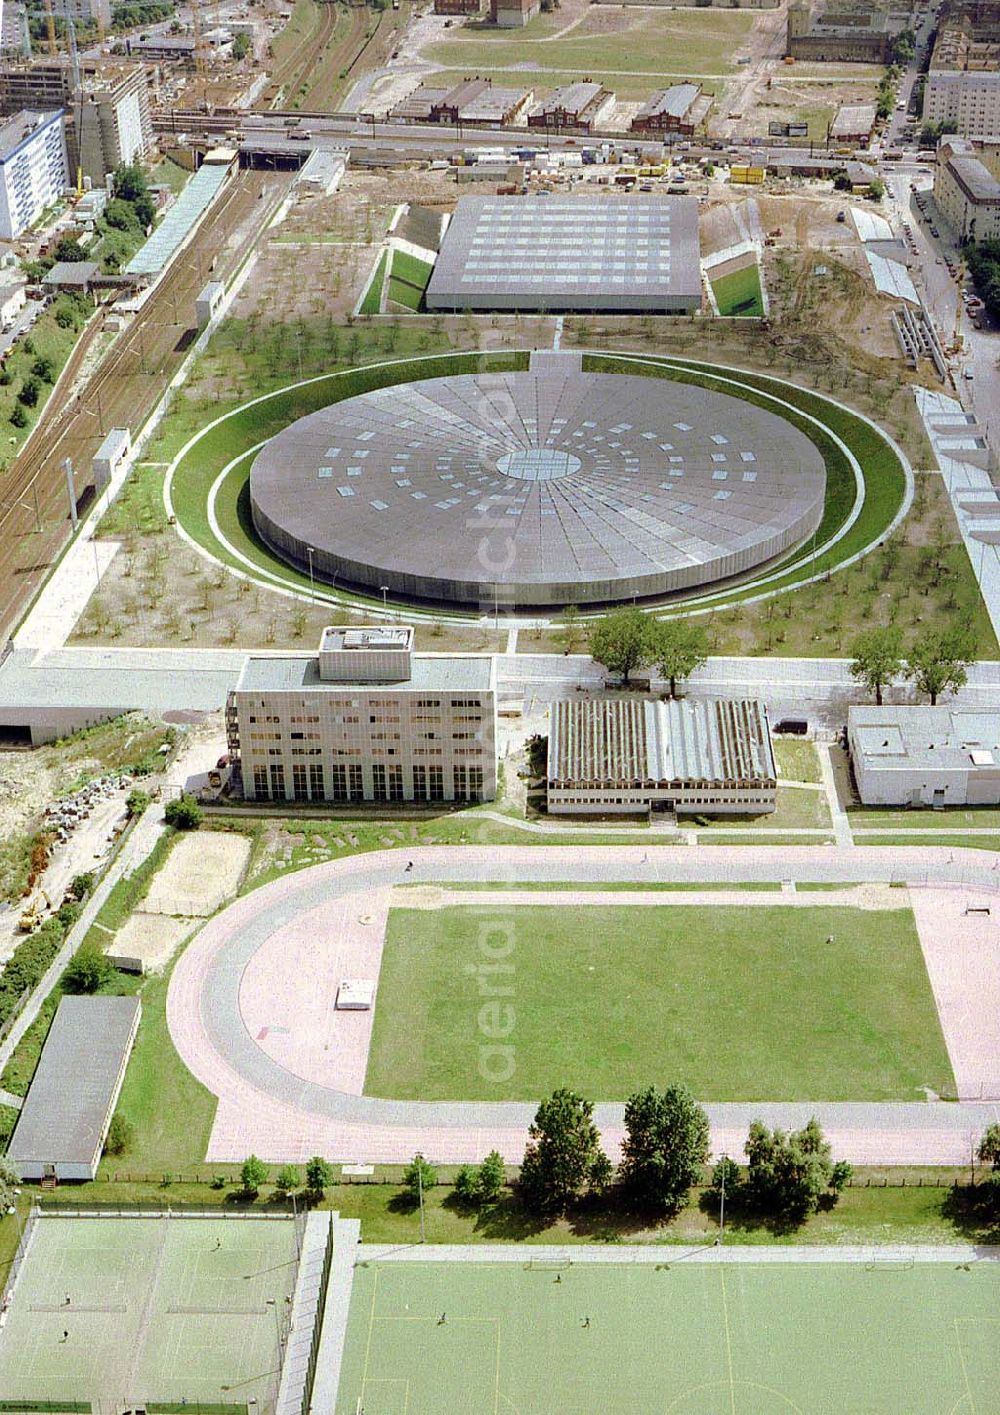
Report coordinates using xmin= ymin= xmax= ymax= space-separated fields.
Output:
xmin=402 ymin=1152 xmax=436 ymax=1200
xmin=743 ymin=1117 xmax=852 ymax=1218
xmin=619 ymin=1084 xmax=711 ymax=1215
xmin=31 ymin=355 xmax=55 ymax=383
xmin=275 ymin=1163 xmax=299 ymax=1193
xmin=104 ymin=1113 xmax=134 ymax=1155
xmin=62 ymin=947 xmax=115 ymax=994
xmin=476 ymin=1149 xmax=506 ymax=1204
xmin=241 ymin=1154 xmax=268 ymax=1192
xmin=305 ymin=1155 xmax=334 ymax=1192
xmin=453 ymin=1164 xmax=478 ymax=1202
xmin=17 ymin=378 xmax=39 ymax=408
xmin=518 ymin=1088 xmax=608 ymax=1214
xmin=112 ymin=161 xmax=150 ymax=204
xmin=849 ymin=625 xmax=903 ymax=705
xmin=553 ymin=605 xmax=584 ymax=654
xmin=125 ymin=787 xmax=149 ymax=818
xmin=978 ymin=1123 xmax=1000 ymax=1173
xmin=868 ymin=177 xmax=885 ymax=203
xmin=52 ymin=235 xmax=87 ymax=264
xmin=906 ymin=625 xmax=975 ymax=705
xmin=588 ymin=607 xmax=653 ymax=685
xmin=0 ymin=1156 xmax=19 ymax=1211
xmin=9 ymin=403 xmax=26 ymax=428
xmin=232 ymin=30 xmax=251 ymax=59
xmin=164 ymin=793 xmax=202 ymax=829
xmin=650 ymin=620 xmax=709 ymax=699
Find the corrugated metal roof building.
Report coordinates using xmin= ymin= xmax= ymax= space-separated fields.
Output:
xmin=8 ymin=995 xmax=141 ymax=1181
xmin=547 ymin=696 xmax=776 ymax=815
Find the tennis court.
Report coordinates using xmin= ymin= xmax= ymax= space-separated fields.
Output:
xmin=335 ymin=1255 xmax=1000 ymax=1413
xmin=0 ymin=1214 xmax=301 ymax=1408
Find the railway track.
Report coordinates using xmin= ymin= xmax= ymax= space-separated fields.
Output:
xmin=0 ymin=169 xmax=290 ymax=642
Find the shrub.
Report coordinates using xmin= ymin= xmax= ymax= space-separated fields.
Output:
xmin=125 ymin=788 xmax=149 ymax=818
xmin=69 ymin=871 xmax=95 ymax=900
xmin=104 ymin=1113 xmax=134 ymax=1155
xmin=9 ymin=403 xmax=27 ymax=428
xmin=62 ymin=947 xmax=115 ymax=994
xmin=164 ymin=794 xmax=202 ymax=829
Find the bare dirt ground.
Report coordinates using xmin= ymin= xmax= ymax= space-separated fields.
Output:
xmin=108 ymin=829 xmax=252 ymax=975
xmin=142 ymin=832 xmax=252 ymax=918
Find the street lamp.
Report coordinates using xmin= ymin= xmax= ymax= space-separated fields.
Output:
xmin=718 ymin=1153 xmax=727 ymax=1244
xmin=306 ymin=545 xmax=315 ymax=599
xmin=380 ymin=584 xmax=389 ymax=616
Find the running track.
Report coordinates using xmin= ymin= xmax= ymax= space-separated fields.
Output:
xmin=167 ymin=845 xmax=1000 ymax=1164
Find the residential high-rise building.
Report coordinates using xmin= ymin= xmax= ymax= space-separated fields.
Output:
xmin=0 ymin=108 xmax=67 ymax=238
xmin=0 ymin=61 xmax=152 ymax=184
xmin=924 ymin=1 xmax=1000 ymax=137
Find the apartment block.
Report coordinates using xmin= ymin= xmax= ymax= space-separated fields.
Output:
xmin=227 ymin=626 xmax=497 ymax=806
xmin=0 ymin=109 xmax=67 ymax=239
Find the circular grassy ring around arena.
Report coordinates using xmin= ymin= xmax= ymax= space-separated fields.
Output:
xmin=164 ymin=348 xmax=912 ymax=623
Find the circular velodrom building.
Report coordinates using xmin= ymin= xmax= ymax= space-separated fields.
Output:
xmin=249 ymin=363 xmax=827 ymax=608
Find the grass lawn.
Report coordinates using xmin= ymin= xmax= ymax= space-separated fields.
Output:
xmin=849 ymin=806 xmax=1000 ymax=828
xmin=681 ymin=785 xmax=830 ymax=831
xmin=335 ymin=1257 xmax=999 ymax=1415
xmin=387 ymin=251 xmax=433 ymax=311
xmin=365 ymin=903 xmax=955 ymax=1103
xmin=712 ymin=263 xmax=765 ymax=318
xmin=859 ymin=834 xmax=1000 ymax=852
xmin=773 ymin=739 xmax=822 ymax=784
xmin=426 ymin=7 xmax=753 ymax=77
xmin=358 ymin=250 xmax=387 ymax=314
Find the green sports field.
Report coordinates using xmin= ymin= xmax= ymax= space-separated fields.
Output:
xmin=335 ymin=1257 xmax=1000 ymax=1414
xmin=0 ymin=1215 xmax=300 ymax=1406
xmin=365 ymin=903 xmax=955 ymax=1102
xmin=711 ymin=263 xmax=765 ymax=317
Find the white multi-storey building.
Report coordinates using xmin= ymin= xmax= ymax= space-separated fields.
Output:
xmin=934 ymin=141 xmax=1000 ymax=241
xmin=0 ymin=109 xmax=67 ymax=239
xmin=227 ymin=626 xmax=497 ymax=806
xmin=925 ymin=68 xmax=1000 ymax=139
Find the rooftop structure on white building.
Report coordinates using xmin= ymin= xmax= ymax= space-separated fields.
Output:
xmin=227 ymin=626 xmax=497 ymax=806
xmin=547 ymin=696 xmax=776 ymax=816
xmin=848 ymin=705 xmax=1000 ymax=806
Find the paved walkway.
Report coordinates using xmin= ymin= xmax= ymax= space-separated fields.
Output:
xmin=818 ymin=743 xmax=852 ymax=847
xmin=0 ymin=1089 xmax=22 ymax=1110
xmin=167 ymin=845 xmax=1000 ymax=1167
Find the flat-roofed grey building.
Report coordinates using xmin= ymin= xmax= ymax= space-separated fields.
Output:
xmin=848 ymin=706 xmax=1000 ymax=807
xmin=228 ymin=627 xmax=497 ymax=805
xmin=8 ymin=995 xmax=141 ymax=1181
xmin=547 ymin=696 xmax=776 ymax=815
xmin=425 ymin=195 xmax=702 ymax=313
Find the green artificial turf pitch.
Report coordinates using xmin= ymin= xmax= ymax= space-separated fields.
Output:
xmin=335 ymin=1258 xmax=1000 ymax=1414
xmin=0 ymin=1216 xmax=299 ymax=1405
xmin=711 ymin=263 xmax=765 ymax=317
xmin=365 ymin=904 xmax=955 ymax=1102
